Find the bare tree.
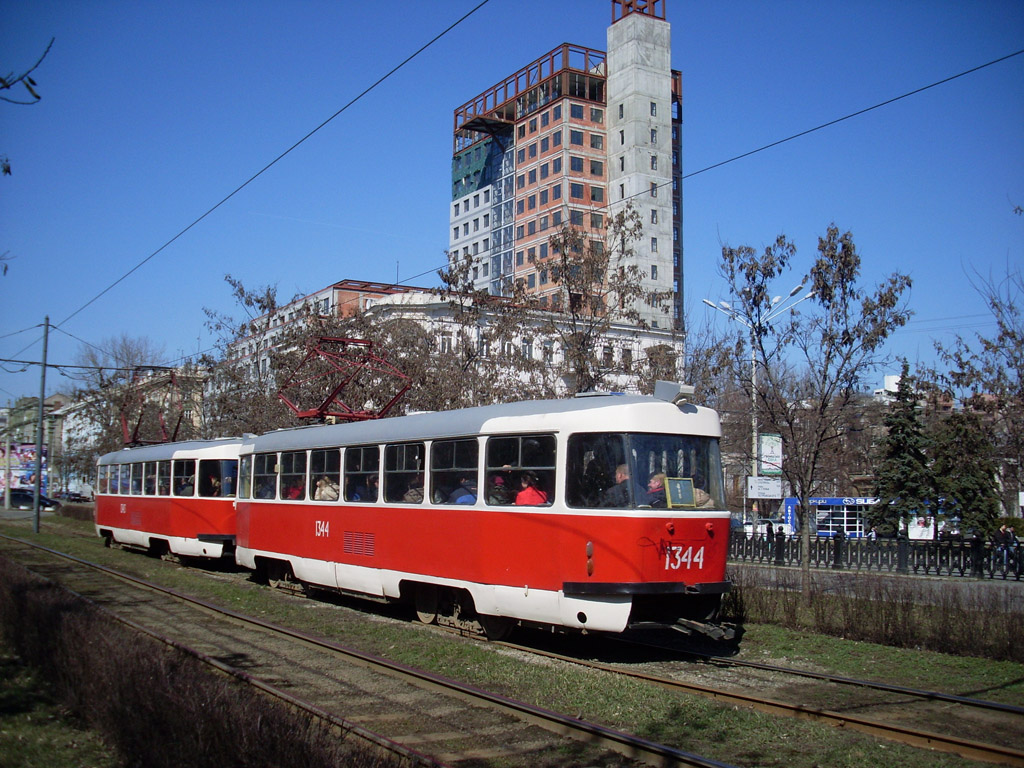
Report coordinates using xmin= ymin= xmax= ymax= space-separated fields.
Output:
xmin=63 ymin=334 xmax=173 ymax=477
xmin=926 ymin=263 xmax=1023 ymax=516
xmin=720 ymin=224 xmax=912 ymax=592
xmin=542 ymin=202 xmax=670 ymax=394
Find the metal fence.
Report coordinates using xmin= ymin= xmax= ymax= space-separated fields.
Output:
xmin=729 ymin=531 xmax=1023 ymax=581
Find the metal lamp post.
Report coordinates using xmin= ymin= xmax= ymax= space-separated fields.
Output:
xmin=703 ymin=285 xmax=815 ymax=517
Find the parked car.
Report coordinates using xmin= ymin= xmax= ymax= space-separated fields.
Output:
xmin=5 ymin=489 xmax=62 ymax=511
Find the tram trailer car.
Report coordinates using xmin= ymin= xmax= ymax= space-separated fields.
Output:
xmin=96 ymin=439 xmax=241 ymax=559
xmin=234 ymin=386 xmax=731 ymax=637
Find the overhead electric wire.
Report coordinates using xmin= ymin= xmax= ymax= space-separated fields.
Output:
xmin=51 ymin=0 xmax=493 ymax=332
xmin=4 ymin=37 xmax=1019 ymax=387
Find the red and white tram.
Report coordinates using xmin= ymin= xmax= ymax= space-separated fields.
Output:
xmin=96 ymin=439 xmax=241 ymax=559
xmin=233 ymin=386 xmax=731 ymax=637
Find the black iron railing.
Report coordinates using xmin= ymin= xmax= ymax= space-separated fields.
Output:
xmin=729 ymin=531 xmax=1022 ymax=581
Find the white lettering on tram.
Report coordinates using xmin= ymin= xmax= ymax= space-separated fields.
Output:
xmin=315 ymin=520 xmax=329 ymax=537
xmin=664 ymin=545 xmax=704 ymax=571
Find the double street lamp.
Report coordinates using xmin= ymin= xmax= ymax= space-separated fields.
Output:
xmin=703 ymin=285 xmax=816 ymax=516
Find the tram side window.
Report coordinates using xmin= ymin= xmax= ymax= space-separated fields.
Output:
xmin=97 ymin=466 xmax=109 ymax=495
xmin=431 ymin=439 xmax=479 ymax=505
xmin=384 ymin=443 xmax=425 ymax=504
xmin=309 ymin=449 xmax=340 ymax=502
xmin=111 ymin=466 xmax=125 ymax=495
xmin=485 ymin=434 xmax=556 ymax=506
xmin=253 ymin=454 xmax=277 ymax=499
xmin=173 ymin=460 xmax=196 ymax=496
xmin=238 ymin=455 xmax=253 ymax=499
xmin=143 ymin=462 xmax=157 ymax=495
xmin=279 ymin=451 xmax=307 ymax=500
xmin=130 ymin=463 xmax=143 ymax=495
xmin=566 ymin=433 xmax=629 ymax=508
xmin=345 ymin=446 xmax=379 ymax=502
xmin=197 ymin=459 xmax=238 ymax=497
xmin=156 ymin=460 xmax=171 ymax=496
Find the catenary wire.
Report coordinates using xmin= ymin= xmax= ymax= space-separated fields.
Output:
xmin=4 ymin=42 xmax=1020 ymax=385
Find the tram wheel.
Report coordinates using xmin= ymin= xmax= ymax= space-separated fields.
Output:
xmin=414 ymin=584 xmax=439 ymax=625
xmin=478 ymin=614 xmax=514 ymax=641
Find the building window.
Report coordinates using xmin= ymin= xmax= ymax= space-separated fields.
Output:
xmin=518 ymin=125 xmax=526 ymax=139
xmin=516 ymin=251 xmax=524 ymax=266
xmin=529 ymin=142 xmax=537 ymax=158
xmin=516 ymin=200 xmax=524 ymax=214
xmin=570 ymin=103 xmax=584 ymax=119
xmin=552 ymin=183 xmax=561 ymax=200
xmin=540 ymin=163 xmax=549 ymax=180
xmin=590 ymin=160 xmax=603 ymax=176
xmin=651 ymin=237 xmax=658 ymax=252
xmin=527 ymin=273 xmax=536 ymax=288
xmin=552 ymin=130 xmax=562 ymax=146
xmin=528 ymin=169 xmax=537 ymax=184
xmin=541 ymin=136 xmax=549 ymax=153
xmin=552 ymin=210 xmax=562 ymax=226
xmin=540 ymin=214 xmax=548 ymax=229
xmin=650 ymin=182 xmax=658 ymax=197
xmin=570 ymin=130 xmax=583 ymax=146
xmin=541 ymin=110 xmax=549 ymax=127
xmin=529 ymin=118 xmax=537 ymax=133
xmin=618 ymin=104 xmax=624 ymax=119
xmin=453 ymin=204 xmax=459 ymax=216
xmin=527 ymin=220 xmax=536 ymax=235
xmin=650 ymin=128 xmax=657 ymax=144
xmin=591 ymin=107 xmax=603 ymax=123
xmin=651 ymin=209 xmax=658 ymax=224
xmin=483 ymin=213 xmax=489 ymax=226
xmin=590 ymin=134 xmax=603 ymax=150
xmin=453 ymin=227 xmax=459 ymax=240
xmin=620 ymin=183 xmax=625 ymax=199
xmin=552 ymin=157 xmax=562 ymax=173
xmin=650 ymin=155 xmax=657 ymax=170
xmin=553 ymin=105 xmax=561 ymax=120
xmin=483 ymin=189 xmax=490 ymax=203
xmin=619 ymin=155 xmax=625 ymax=171
xmin=540 ymin=243 xmax=548 ymax=258
xmin=619 ymin=129 xmax=625 ymax=145
xmin=517 ymin=174 xmax=525 ymax=189
xmin=570 ymin=182 xmax=584 ymax=199
xmin=473 ymin=193 xmax=479 ymax=207
xmin=528 ymin=195 xmax=536 ymax=210
xmin=651 ymin=265 xmax=658 ymax=280
xmin=540 ymin=189 xmax=548 ymax=205
xmin=463 ymin=222 xmax=470 ymax=235
xmin=590 ymin=212 xmax=603 ymax=229
xmin=570 ymin=156 xmax=584 ymax=173
xmin=570 ymin=209 xmax=584 ymax=226
xmin=517 ymin=148 xmax=525 ymax=163
xmin=473 ymin=218 xmax=479 ymax=231
xmin=590 ymin=186 xmax=604 ymax=202
xmin=650 ymin=101 xmax=657 ymax=116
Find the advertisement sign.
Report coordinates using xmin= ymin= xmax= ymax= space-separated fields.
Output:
xmin=747 ymin=475 xmax=782 ymax=499
xmin=1 ymin=443 xmax=48 ymax=494
xmin=758 ymin=433 xmax=783 ymax=476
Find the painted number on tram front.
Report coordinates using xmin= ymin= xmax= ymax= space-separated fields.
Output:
xmin=665 ymin=545 xmax=704 ymax=570
xmin=315 ymin=520 xmax=329 ymax=537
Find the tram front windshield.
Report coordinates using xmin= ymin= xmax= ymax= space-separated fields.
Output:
xmin=567 ymin=432 xmax=724 ymax=510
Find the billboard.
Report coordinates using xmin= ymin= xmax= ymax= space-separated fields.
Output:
xmin=758 ymin=433 xmax=783 ymax=476
xmin=1 ymin=443 xmax=48 ymax=494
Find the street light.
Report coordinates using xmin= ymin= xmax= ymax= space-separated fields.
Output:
xmin=702 ymin=286 xmax=816 ymax=516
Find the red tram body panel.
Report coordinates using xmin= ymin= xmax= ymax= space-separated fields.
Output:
xmin=234 ymin=392 xmax=730 ymax=633
xmin=95 ymin=439 xmax=241 ymax=558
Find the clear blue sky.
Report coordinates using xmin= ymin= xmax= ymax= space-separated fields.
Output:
xmin=2 ymin=0 xmax=1022 ymax=403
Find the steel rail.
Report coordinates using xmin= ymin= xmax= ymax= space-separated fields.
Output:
xmin=498 ymin=639 xmax=1024 ymax=767
xmin=3 ymin=553 xmax=444 ymax=768
xmin=0 ymin=535 xmax=738 ymax=768
xmin=619 ymin=636 xmax=1024 ymax=716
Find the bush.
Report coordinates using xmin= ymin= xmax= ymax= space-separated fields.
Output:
xmin=0 ymin=557 xmax=401 ymax=768
xmin=729 ymin=568 xmax=1024 ymax=663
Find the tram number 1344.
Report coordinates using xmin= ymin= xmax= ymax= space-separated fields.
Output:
xmin=664 ymin=545 xmax=705 ymax=570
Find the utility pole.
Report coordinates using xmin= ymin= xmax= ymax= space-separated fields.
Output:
xmin=33 ymin=316 xmax=49 ymax=534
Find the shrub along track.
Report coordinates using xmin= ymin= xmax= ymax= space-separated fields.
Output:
xmin=0 ymin=534 xmax=735 ymax=768
xmin=494 ymin=631 xmax=1024 ymax=766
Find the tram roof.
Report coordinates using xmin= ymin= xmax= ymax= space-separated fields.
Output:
xmin=245 ymin=393 xmax=720 ymax=453
xmin=98 ymin=437 xmax=242 ymax=465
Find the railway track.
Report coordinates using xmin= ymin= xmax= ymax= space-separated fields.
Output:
xmin=497 ymin=633 xmax=1024 ymax=766
xmin=5 ymin=524 xmax=1023 ymax=767
xmin=0 ymin=534 xmax=736 ymax=768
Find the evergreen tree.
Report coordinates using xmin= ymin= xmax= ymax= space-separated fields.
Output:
xmin=930 ymin=410 xmax=1000 ymax=536
xmin=872 ymin=361 xmax=935 ymax=535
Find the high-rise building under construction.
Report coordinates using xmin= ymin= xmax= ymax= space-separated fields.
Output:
xmin=448 ymin=0 xmax=682 ymax=329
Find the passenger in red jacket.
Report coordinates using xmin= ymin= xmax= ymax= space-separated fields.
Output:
xmin=515 ymin=470 xmax=548 ymax=506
